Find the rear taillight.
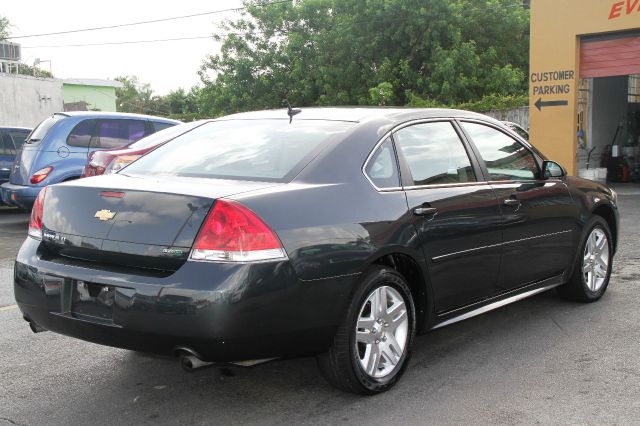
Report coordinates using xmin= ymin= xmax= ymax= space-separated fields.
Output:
xmin=28 ymin=187 xmax=47 ymax=239
xmin=30 ymin=166 xmax=53 ymax=184
xmin=104 ymin=155 xmax=141 ymax=174
xmin=190 ymin=200 xmax=286 ymax=262
xmin=86 ymin=151 xmax=116 ymax=176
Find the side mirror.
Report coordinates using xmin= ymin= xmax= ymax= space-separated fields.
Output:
xmin=542 ymin=160 xmax=565 ymax=178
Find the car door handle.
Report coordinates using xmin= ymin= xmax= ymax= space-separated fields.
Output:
xmin=503 ymin=198 xmax=521 ymax=207
xmin=413 ymin=207 xmax=438 ymax=216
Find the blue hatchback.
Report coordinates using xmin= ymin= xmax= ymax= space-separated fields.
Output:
xmin=1 ymin=112 xmax=179 ymax=209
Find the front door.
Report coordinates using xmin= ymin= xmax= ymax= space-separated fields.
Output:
xmin=393 ymin=120 xmax=503 ymax=313
xmin=458 ymin=121 xmax=579 ymax=294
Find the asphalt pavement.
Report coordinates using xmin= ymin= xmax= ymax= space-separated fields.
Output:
xmin=1 ymin=187 xmax=640 ymax=425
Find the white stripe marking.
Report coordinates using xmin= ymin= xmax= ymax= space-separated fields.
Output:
xmin=0 ymin=305 xmax=18 ymax=312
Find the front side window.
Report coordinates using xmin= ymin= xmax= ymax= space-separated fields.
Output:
xmin=152 ymin=121 xmax=175 ymax=133
xmin=128 ymin=121 xmax=204 ymax=151
xmin=394 ymin=122 xmax=476 ymax=186
xmin=509 ymin=124 xmax=529 ymax=141
xmin=462 ymin=122 xmax=538 ymax=181
xmin=94 ymin=119 xmax=149 ymax=149
xmin=123 ymin=119 xmax=355 ymax=182
xmin=364 ymin=138 xmax=400 ymax=189
xmin=67 ymin=119 xmax=97 ymax=147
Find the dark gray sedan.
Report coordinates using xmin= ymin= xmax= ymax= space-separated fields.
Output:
xmin=15 ymin=108 xmax=618 ymax=394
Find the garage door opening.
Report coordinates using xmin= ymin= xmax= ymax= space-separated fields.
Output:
xmin=578 ymin=33 xmax=640 ymax=183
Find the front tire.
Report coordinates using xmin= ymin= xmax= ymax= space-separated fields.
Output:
xmin=317 ymin=267 xmax=416 ymax=394
xmin=558 ymin=216 xmax=613 ymax=302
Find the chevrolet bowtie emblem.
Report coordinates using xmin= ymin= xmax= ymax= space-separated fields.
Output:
xmin=94 ymin=209 xmax=116 ymax=221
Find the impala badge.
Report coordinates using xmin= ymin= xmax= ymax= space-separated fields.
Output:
xmin=94 ymin=209 xmax=116 ymax=221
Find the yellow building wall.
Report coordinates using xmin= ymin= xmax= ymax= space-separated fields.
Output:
xmin=530 ymin=0 xmax=640 ymax=175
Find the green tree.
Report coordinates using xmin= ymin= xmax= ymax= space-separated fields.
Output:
xmin=199 ymin=0 xmax=530 ymax=116
xmin=0 ymin=16 xmax=10 ymax=40
xmin=114 ymin=76 xmax=155 ymax=114
xmin=18 ymin=63 xmax=54 ymax=78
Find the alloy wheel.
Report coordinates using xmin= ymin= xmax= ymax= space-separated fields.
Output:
xmin=355 ymin=285 xmax=409 ymax=379
xmin=582 ymin=227 xmax=610 ymax=292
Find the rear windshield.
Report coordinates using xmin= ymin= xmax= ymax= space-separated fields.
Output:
xmin=128 ymin=120 xmax=205 ymax=151
xmin=123 ymin=119 xmax=354 ymax=182
xmin=26 ymin=115 xmax=63 ymax=144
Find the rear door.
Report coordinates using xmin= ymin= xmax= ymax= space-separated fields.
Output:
xmin=394 ymin=120 xmax=503 ymax=313
xmin=458 ymin=120 xmax=578 ymax=294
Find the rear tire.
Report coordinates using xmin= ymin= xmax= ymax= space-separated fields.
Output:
xmin=317 ymin=266 xmax=416 ymax=394
xmin=558 ymin=216 xmax=613 ymax=302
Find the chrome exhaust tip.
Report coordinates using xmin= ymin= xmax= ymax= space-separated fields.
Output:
xmin=175 ymin=348 xmax=214 ymax=372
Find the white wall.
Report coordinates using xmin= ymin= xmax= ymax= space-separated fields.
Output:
xmin=0 ymin=73 xmax=63 ymax=128
xmin=484 ymin=107 xmax=530 ymax=130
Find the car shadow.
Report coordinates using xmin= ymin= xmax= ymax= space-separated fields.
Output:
xmin=55 ymin=286 xmax=615 ymax=424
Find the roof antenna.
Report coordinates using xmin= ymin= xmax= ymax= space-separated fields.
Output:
xmin=283 ymin=100 xmax=301 ymax=124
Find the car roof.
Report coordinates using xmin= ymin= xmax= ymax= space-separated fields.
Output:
xmin=0 ymin=126 xmax=32 ymax=131
xmin=221 ymin=107 xmax=495 ymax=123
xmin=56 ymin=111 xmax=180 ymax=123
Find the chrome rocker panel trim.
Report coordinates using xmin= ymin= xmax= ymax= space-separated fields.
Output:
xmin=431 ymin=275 xmax=564 ymax=330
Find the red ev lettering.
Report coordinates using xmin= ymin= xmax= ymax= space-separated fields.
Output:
xmin=609 ymin=0 xmax=640 ymax=19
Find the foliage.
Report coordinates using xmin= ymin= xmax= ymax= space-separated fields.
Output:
xmin=115 ymin=76 xmax=154 ymax=113
xmin=0 ymin=16 xmax=10 ymax=40
xmin=455 ymin=94 xmax=529 ymax=112
xmin=115 ymin=76 xmax=202 ymax=119
xmin=17 ymin=63 xmax=54 ymax=78
xmin=198 ymin=0 xmax=530 ymax=116
xmin=407 ymin=93 xmax=529 ymax=112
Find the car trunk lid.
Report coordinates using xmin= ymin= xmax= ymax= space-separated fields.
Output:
xmin=41 ymin=175 xmax=280 ymax=271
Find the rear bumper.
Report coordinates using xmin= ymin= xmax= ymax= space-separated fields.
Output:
xmin=0 ymin=183 xmax=41 ymax=209
xmin=15 ymin=237 xmax=354 ymax=362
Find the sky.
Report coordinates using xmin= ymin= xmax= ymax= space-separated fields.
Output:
xmin=2 ymin=0 xmax=246 ymax=95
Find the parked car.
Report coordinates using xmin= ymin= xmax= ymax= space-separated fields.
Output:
xmin=503 ymin=121 xmax=529 ymax=140
xmin=0 ymin=112 xmax=179 ymax=209
xmin=16 ymin=108 xmax=618 ymax=394
xmin=81 ymin=120 xmax=207 ymax=178
xmin=0 ymin=126 xmax=32 ymax=203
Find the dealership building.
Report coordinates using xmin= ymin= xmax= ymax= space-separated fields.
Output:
xmin=530 ymin=0 xmax=640 ymax=180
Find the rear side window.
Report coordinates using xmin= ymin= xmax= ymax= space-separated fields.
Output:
xmin=462 ymin=122 xmax=538 ymax=181
xmin=94 ymin=119 xmax=149 ymax=149
xmin=152 ymin=121 xmax=175 ymax=133
xmin=8 ymin=130 xmax=30 ymax=150
xmin=0 ymin=132 xmax=15 ymax=155
xmin=124 ymin=119 xmax=355 ymax=182
xmin=67 ymin=119 xmax=97 ymax=147
xmin=394 ymin=122 xmax=476 ymax=186
xmin=364 ymin=138 xmax=400 ymax=189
